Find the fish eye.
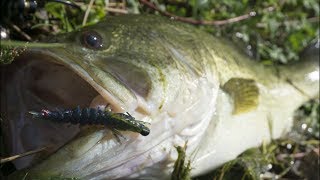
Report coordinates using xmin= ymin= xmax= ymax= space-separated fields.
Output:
xmin=80 ymin=30 xmax=104 ymax=50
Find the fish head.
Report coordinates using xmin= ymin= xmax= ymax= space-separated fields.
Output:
xmin=5 ymin=15 xmax=219 ymax=179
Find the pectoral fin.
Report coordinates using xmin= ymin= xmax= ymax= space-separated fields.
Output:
xmin=222 ymin=78 xmax=259 ymax=114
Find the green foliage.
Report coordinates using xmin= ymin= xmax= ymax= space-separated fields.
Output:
xmin=149 ymin=0 xmax=319 ymax=64
xmin=44 ymin=2 xmax=75 ymax=32
xmin=292 ymin=99 xmax=320 ymax=141
xmin=42 ymin=0 xmax=107 ymax=33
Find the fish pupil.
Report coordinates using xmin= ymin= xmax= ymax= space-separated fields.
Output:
xmin=81 ymin=31 xmax=103 ymax=50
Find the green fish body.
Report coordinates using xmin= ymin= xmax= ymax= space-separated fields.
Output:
xmin=1 ymin=15 xmax=318 ymax=179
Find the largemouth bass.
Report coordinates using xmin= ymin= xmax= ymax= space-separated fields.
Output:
xmin=1 ymin=15 xmax=319 ymax=179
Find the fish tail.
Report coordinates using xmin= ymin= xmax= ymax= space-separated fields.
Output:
xmin=279 ymin=40 xmax=319 ymax=99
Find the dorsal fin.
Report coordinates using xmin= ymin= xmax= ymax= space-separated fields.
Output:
xmin=222 ymin=78 xmax=259 ymax=114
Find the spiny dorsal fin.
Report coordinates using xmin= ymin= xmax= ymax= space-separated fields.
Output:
xmin=222 ymin=78 xmax=259 ymax=115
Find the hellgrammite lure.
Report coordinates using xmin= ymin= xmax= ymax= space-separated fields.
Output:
xmin=29 ymin=106 xmax=150 ymax=138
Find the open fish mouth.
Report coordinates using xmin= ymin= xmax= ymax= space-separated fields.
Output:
xmin=31 ymin=49 xmax=139 ymax=113
xmin=1 ymin=49 xmax=150 ymax=172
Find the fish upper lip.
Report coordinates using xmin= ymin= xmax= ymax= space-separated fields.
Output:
xmin=35 ymin=48 xmax=140 ymax=113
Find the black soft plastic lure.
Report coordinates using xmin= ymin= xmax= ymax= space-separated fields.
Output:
xmin=29 ymin=106 xmax=150 ymax=137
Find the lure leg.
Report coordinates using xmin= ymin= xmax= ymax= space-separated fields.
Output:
xmin=125 ymin=112 xmax=150 ymax=125
xmin=28 ymin=111 xmax=41 ymax=119
xmin=111 ymin=129 xmax=126 ymax=143
xmin=134 ymin=120 xmax=151 ymax=125
xmin=104 ymin=104 xmax=112 ymax=112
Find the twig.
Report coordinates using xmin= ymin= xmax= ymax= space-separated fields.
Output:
xmin=277 ymin=148 xmax=320 ymax=161
xmin=106 ymin=2 xmax=126 ymax=8
xmin=9 ymin=24 xmax=32 ymax=41
xmin=308 ymin=16 xmax=320 ymax=23
xmin=0 ymin=147 xmax=46 ymax=164
xmin=82 ymin=0 xmax=96 ymax=26
xmin=75 ymin=1 xmax=128 ymax=15
xmin=139 ymin=0 xmax=272 ymax=26
xmin=105 ymin=7 xmax=128 ymax=14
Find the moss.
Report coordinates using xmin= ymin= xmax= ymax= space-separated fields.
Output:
xmin=0 ymin=46 xmax=25 ymax=65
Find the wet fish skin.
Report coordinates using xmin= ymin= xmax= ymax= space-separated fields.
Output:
xmin=4 ymin=15 xmax=318 ymax=179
